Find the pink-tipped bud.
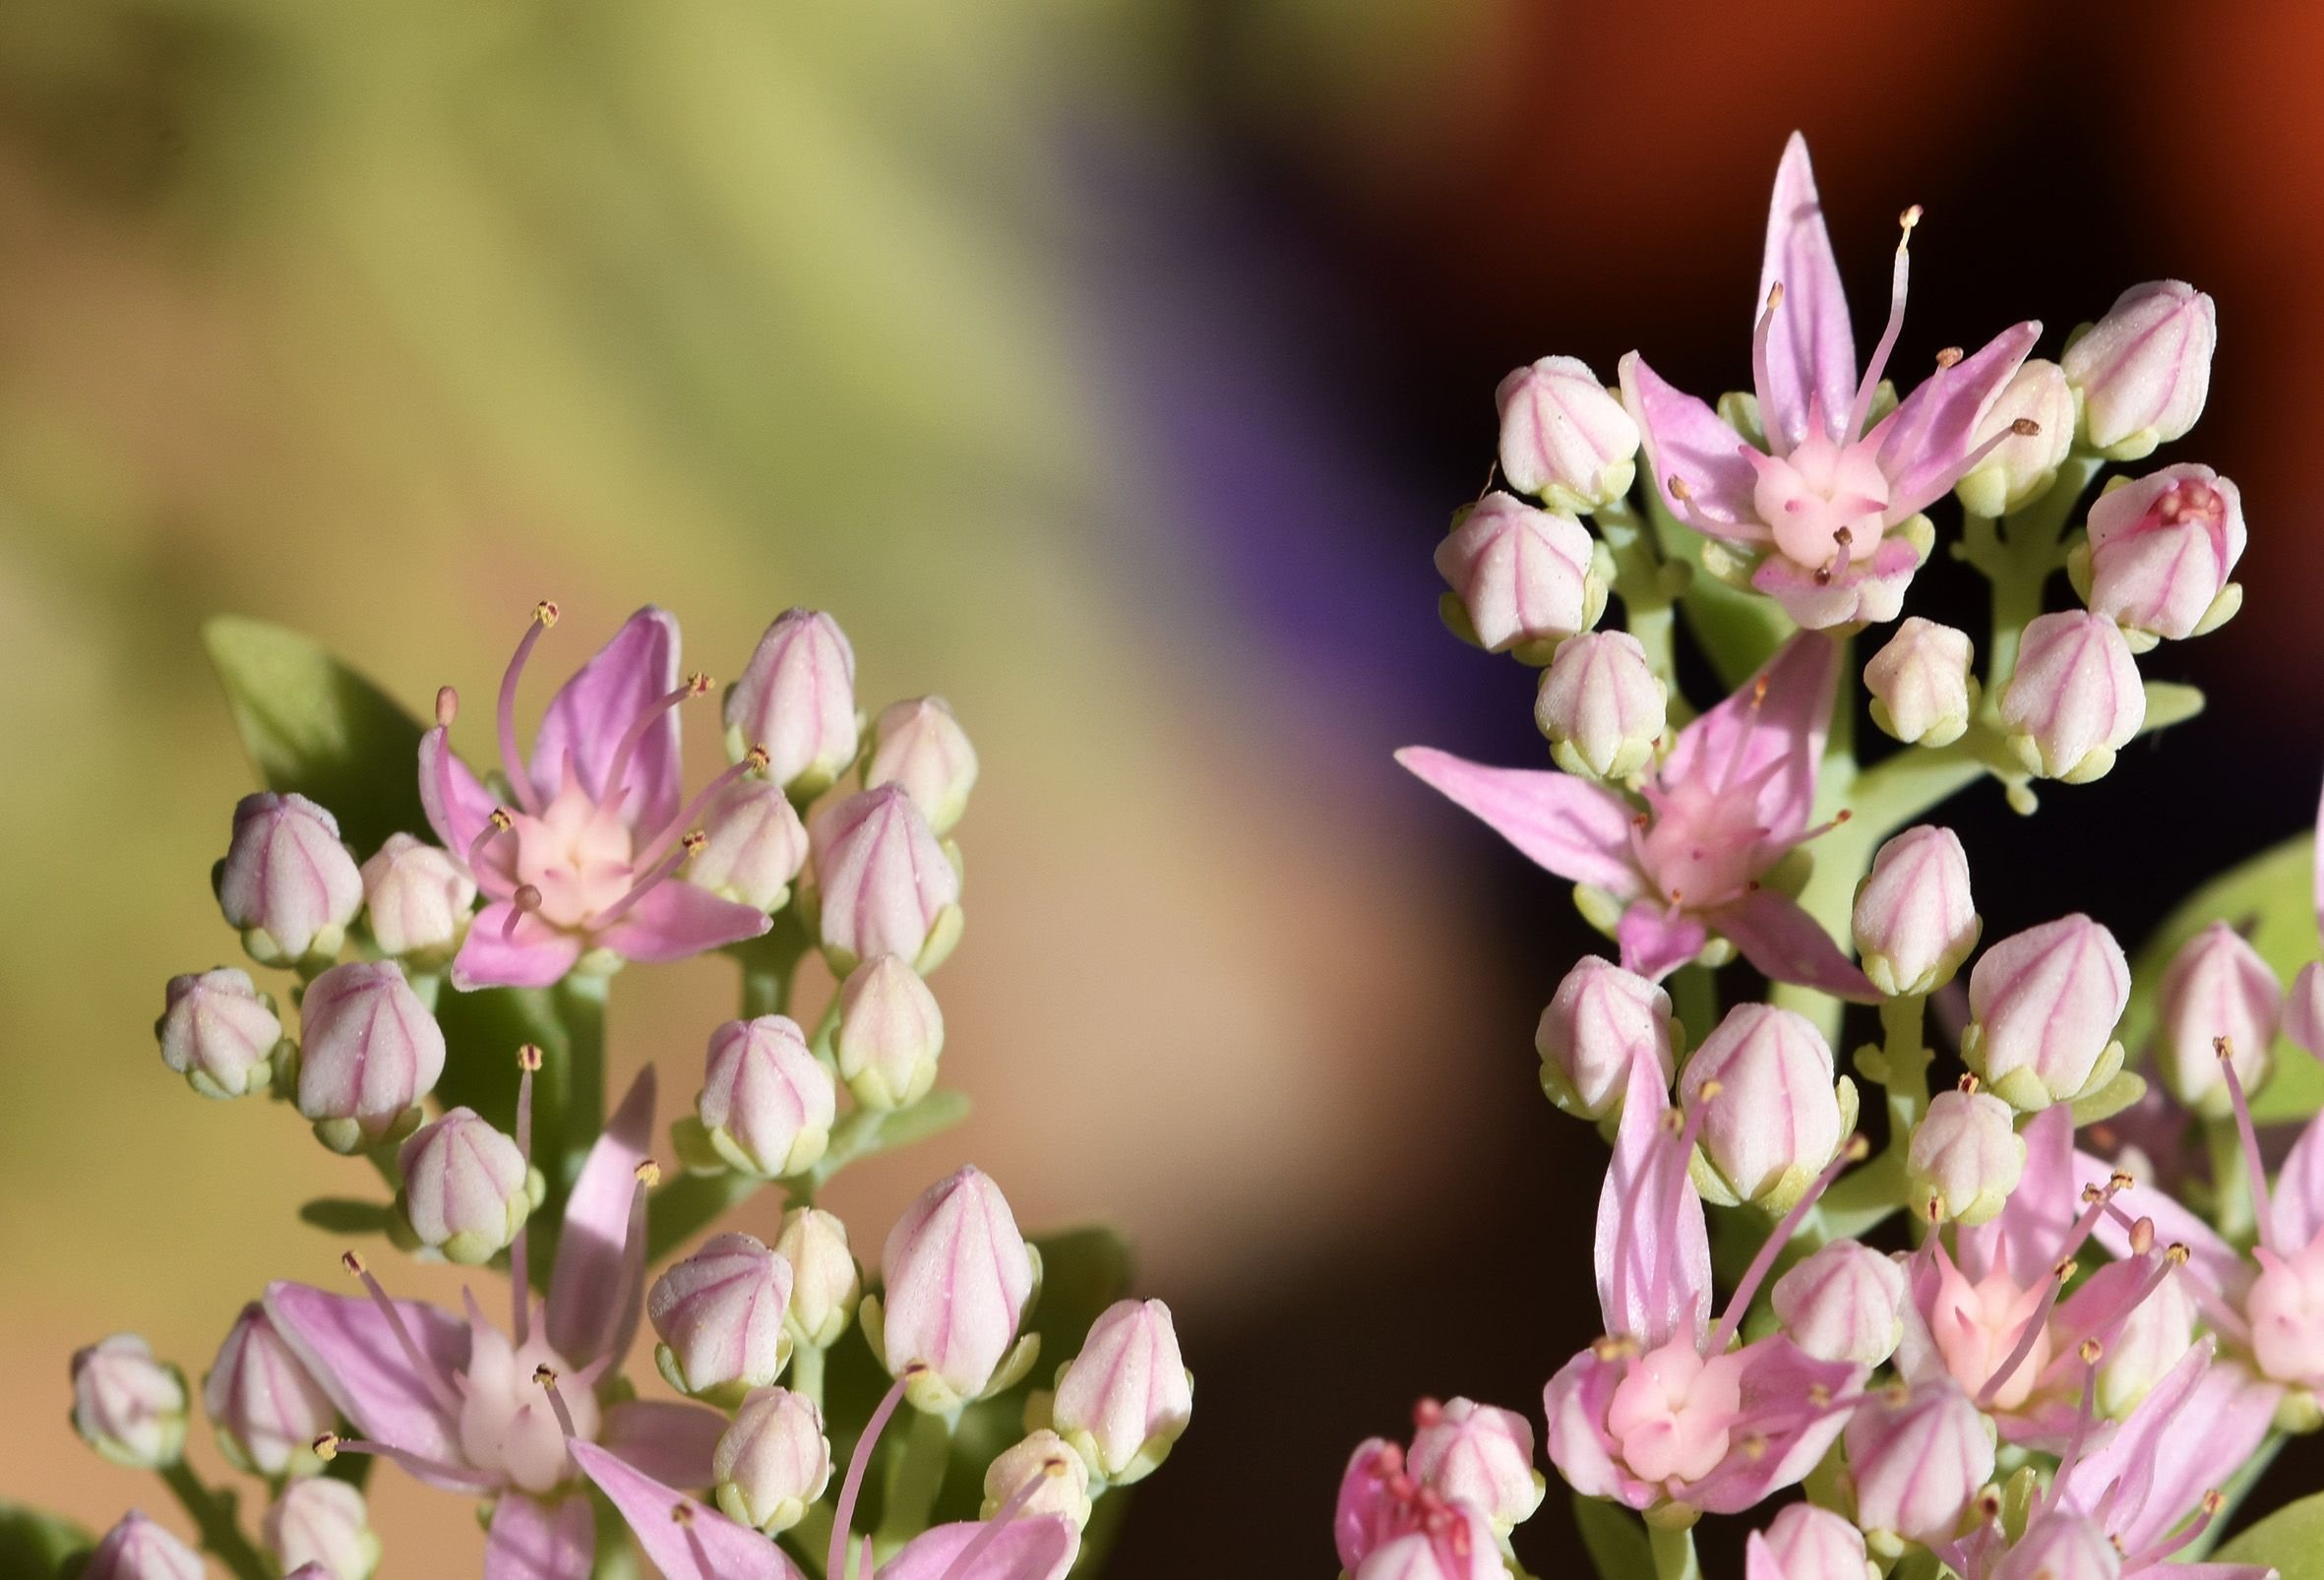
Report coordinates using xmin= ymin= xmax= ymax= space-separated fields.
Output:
xmin=156 ymin=967 xmax=283 ymax=1100
xmin=1760 ymin=1503 xmax=1874 ymax=1580
xmin=1865 ymin=618 xmax=1977 ymax=749
xmin=2063 ymin=280 xmax=2217 ymax=460
xmin=1997 ymin=611 xmax=2145 ymax=783
xmin=1771 ymin=1242 xmax=1908 ymax=1367
xmin=725 ymin=608 xmax=859 ymax=795
xmin=1435 ymin=492 xmax=1605 ymax=658
xmin=1844 ymin=1380 xmax=1995 ymax=1546
xmin=1407 ymin=1398 xmax=1543 ymax=1535
xmin=879 ymin=1166 xmax=1037 ymax=1411
xmin=2156 ymin=920 xmax=2282 ymax=1116
xmin=293 ymin=960 xmax=446 ymax=1153
xmin=263 ymin=1477 xmax=380 ymax=1580
xmin=396 ymin=1108 xmax=533 ymax=1265
xmin=2096 ymin=1271 xmax=2196 ymax=1417
xmin=810 ymin=785 xmax=962 ymax=974
xmin=2246 ymin=1234 xmax=2324 ymax=1387
xmin=358 ymin=832 xmax=475 ymax=964
xmin=1908 ymin=1087 xmax=2026 ymax=1226
xmin=2288 ymin=960 xmax=2324 ymax=1058
xmin=1955 ymin=359 xmax=2076 ymax=518
xmin=2083 ymin=464 xmax=2245 ymax=643
xmin=217 ymin=792 xmax=363 ymax=966
xmin=71 ymin=1336 xmax=186 ymax=1470
xmin=1993 ymin=1512 xmax=2122 ymax=1580
xmin=1681 ymin=1004 xmax=1852 ymax=1210
xmin=982 ymin=1428 xmax=1095 ymax=1529
xmin=713 ymin=1386 xmax=830 ymax=1535
xmin=1535 ymin=955 xmax=1675 ymax=1121
xmin=1963 ymin=914 xmax=2130 ymax=1112
xmin=83 ymin=1512 xmax=204 ymax=1580
xmin=866 ymin=696 xmax=979 ymax=836
xmin=203 ymin=1305 xmax=336 ymax=1478
xmin=1852 ymin=825 xmax=1980 ymax=999
xmin=836 ymin=955 xmax=945 ymax=1111
xmin=694 ymin=1014 xmax=836 ymax=1180
xmin=689 ymin=779 xmax=810 ymax=913
xmin=1050 ymin=1298 xmax=1193 ymax=1485
xmin=774 ymin=1206 xmax=861 ymax=1350
xmin=1534 ymin=632 xmax=1668 ymax=780
xmin=1496 ymin=356 xmax=1640 ymax=515
xmin=648 ymin=1232 xmax=795 ymax=1402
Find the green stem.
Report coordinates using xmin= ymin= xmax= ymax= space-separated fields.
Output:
xmin=1599 ymin=499 xmax=1690 ymax=722
xmin=790 ymin=1342 xmax=826 ymax=1414
xmin=786 ymin=1506 xmax=834 ymax=1580
xmin=1647 ymin=1522 xmax=1700 ymax=1580
xmin=1879 ymin=994 xmax=1932 ymax=1142
xmin=1669 ymin=965 xmax=1718 ymax=1050
xmin=159 ymin=1460 xmax=271 ymax=1580
xmin=875 ymin=1408 xmax=956 ymax=1550
xmin=735 ymin=911 xmax=812 ymax=1019
xmin=540 ymin=971 xmax=610 ymax=1205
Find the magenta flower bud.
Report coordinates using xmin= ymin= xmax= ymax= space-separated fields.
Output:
xmin=155 ymin=967 xmax=283 ymax=1101
xmin=689 ymin=779 xmax=810 ymax=913
xmin=1771 ymin=1242 xmax=1908 ymax=1367
xmin=1844 ymin=1380 xmax=1995 ymax=1546
xmin=1534 ymin=632 xmax=1667 ymax=780
xmin=293 ymin=960 xmax=445 ymax=1153
xmin=2082 ymin=464 xmax=2246 ymax=644
xmin=1760 ymin=1503 xmax=1872 ymax=1580
xmin=2155 ymin=920 xmax=2282 ymax=1116
xmin=1681 ymin=1003 xmax=1853 ymax=1210
xmin=713 ymin=1386 xmax=830 ymax=1534
xmin=982 ymin=1428 xmax=1094 ymax=1530
xmin=1535 ymin=955 xmax=1675 ymax=1121
xmin=396 ymin=1108 xmax=533 ymax=1265
xmin=1407 ymin=1397 xmax=1543 ymax=1535
xmin=1496 ymin=355 xmax=1640 ymax=515
xmin=1050 ymin=1298 xmax=1193 ymax=1485
xmin=1993 ymin=1513 xmax=2121 ymax=1580
xmin=693 ymin=1014 xmax=836 ymax=1180
xmin=1852 ymin=825 xmax=1979 ymax=999
xmin=71 ymin=1336 xmax=186 ymax=1469
xmin=1955 ymin=358 xmax=2075 ymax=517
xmin=203 ymin=1304 xmax=336 ymax=1478
xmin=1435 ymin=492 xmax=1605 ymax=658
xmin=2063 ymin=279 xmax=2217 ymax=460
xmin=835 ymin=954 xmax=945 ymax=1111
xmin=810 ymin=784 xmax=962 ymax=974
xmin=774 ymin=1205 xmax=861 ymax=1349
xmin=83 ymin=1512 xmax=204 ymax=1580
xmin=877 ymin=1166 xmax=1038 ymax=1411
xmin=2288 ymin=960 xmax=2324 ymax=1057
xmin=1998 ymin=611 xmax=2145 ymax=783
xmin=867 ymin=696 xmax=980 ymax=835
xmin=263 ymin=1477 xmax=380 ymax=1580
xmin=725 ymin=607 xmax=859 ymax=794
xmin=648 ymin=1232 xmax=794 ymax=1403
xmin=358 ymin=832 xmax=474 ymax=964
xmin=1865 ymin=618 xmax=1977 ymax=749
xmin=1908 ymin=1085 xmax=2026 ymax=1226
xmin=1963 ymin=914 xmax=2129 ymax=1111
xmin=217 ymin=792 xmax=363 ymax=966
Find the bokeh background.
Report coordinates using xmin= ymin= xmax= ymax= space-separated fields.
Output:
xmin=5 ymin=0 xmax=2324 ymax=1572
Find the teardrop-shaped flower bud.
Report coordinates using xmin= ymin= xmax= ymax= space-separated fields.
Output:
xmin=1770 ymin=1242 xmax=1908 ymax=1367
xmin=811 ymin=785 xmax=962 ymax=974
xmin=1535 ymin=955 xmax=1674 ymax=1121
xmin=2155 ymin=920 xmax=2282 ymax=1116
xmin=694 ymin=1015 xmax=836 ymax=1180
xmin=1049 ymin=1298 xmax=1193 ymax=1485
xmin=155 ymin=968 xmax=282 ymax=1101
xmin=1681 ymin=1004 xmax=1850 ymax=1210
xmin=879 ymin=1166 xmax=1036 ymax=1411
xmin=2288 ymin=960 xmax=2324 ymax=1058
xmin=775 ymin=1205 xmax=860 ymax=1350
xmin=1760 ymin=1503 xmax=1873 ymax=1580
xmin=1534 ymin=632 xmax=1667 ymax=780
xmin=725 ymin=608 xmax=859 ymax=795
xmin=1844 ymin=1380 xmax=1995 ymax=1546
xmin=1908 ymin=1086 xmax=2026 ymax=1226
xmin=689 ymin=779 xmax=810 ymax=913
xmin=836 ymin=955 xmax=944 ymax=1111
xmin=1496 ymin=356 xmax=1640 ymax=515
xmin=981 ymin=1428 xmax=1094 ymax=1530
xmin=1865 ymin=618 xmax=1977 ymax=749
xmin=1435 ymin=493 xmax=1604 ymax=658
xmin=1955 ymin=359 xmax=2075 ymax=518
xmin=1998 ymin=611 xmax=2145 ymax=783
xmin=1406 ymin=1397 xmax=1543 ymax=1535
xmin=1993 ymin=1512 xmax=2122 ymax=1580
xmin=1852 ymin=826 xmax=1979 ymax=999
xmin=359 ymin=832 xmax=475 ymax=965
xmin=1963 ymin=914 xmax=2130 ymax=1112
xmin=71 ymin=1336 xmax=186 ymax=1469
xmin=294 ymin=960 xmax=446 ymax=1153
xmin=866 ymin=696 xmax=979 ymax=836
xmin=217 ymin=792 xmax=363 ymax=966
xmin=648 ymin=1232 xmax=794 ymax=1402
xmin=396 ymin=1108 xmax=532 ymax=1265
xmin=2063 ymin=280 xmax=2217 ymax=461
xmin=83 ymin=1512 xmax=204 ymax=1580
xmin=2085 ymin=465 xmax=2245 ymax=643
xmin=203 ymin=1305 xmax=336 ymax=1478
xmin=713 ymin=1386 xmax=830 ymax=1534
xmin=263 ymin=1477 xmax=380 ymax=1580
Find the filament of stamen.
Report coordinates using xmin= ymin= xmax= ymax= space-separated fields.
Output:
xmin=533 ymin=1364 xmax=581 ymax=1439
xmin=633 ymin=750 xmax=764 ymax=870
xmin=1710 ymin=1136 xmax=1869 ymax=1353
xmin=2123 ymin=1490 xmax=2226 ymax=1570
xmin=466 ymin=809 xmax=515 ymax=879
xmin=829 ymin=1371 xmax=918 ymax=1580
xmin=314 ymin=1432 xmax=498 ymax=1493
xmin=2217 ymin=1037 xmax=2278 ymax=1254
xmin=1846 ymin=206 xmax=1921 ymax=439
xmin=341 ymin=1250 xmax=461 ymax=1414
xmin=512 ymin=1044 xmax=541 ymax=1343
xmin=1751 ymin=282 xmax=1787 ymax=454
xmin=505 ymin=885 xmax=543 ymax=941
xmin=936 ymin=1460 xmax=1062 ymax=1580
xmin=602 ymin=1163 xmax=658 ymax=1370
xmin=604 ymin=675 xmax=713 ymax=817
xmin=497 ymin=603 xmax=559 ymax=816
xmin=592 ymin=844 xmax=694 ymax=930
xmin=1977 ymin=1256 xmax=2072 ymax=1409
xmin=2040 ymin=1340 xmax=2106 ymax=1518
xmin=1951 ymin=416 xmax=2044 ymax=483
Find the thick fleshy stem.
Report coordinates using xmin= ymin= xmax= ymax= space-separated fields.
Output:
xmin=1845 ymin=206 xmax=1920 ymax=439
xmin=497 ymin=602 xmax=559 ymax=816
xmin=1709 ymin=1135 xmax=1870 ymax=1353
xmin=830 ymin=1370 xmax=919 ymax=1580
xmin=157 ymin=1458 xmax=273 ymax=1580
xmin=1977 ymin=1255 xmax=2075 ymax=1410
xmin=340 ymin=1251 xmax=461 ymax=1415
xmin=934 ymin=1463 xmax=1058 ymax=1580
xmin=2217 ymin=1036 xmax=2278 ymax=1254
xmin=512 ymin=1044 xmax=541 ymax=1343
xmin=312 ymin=1431 xmax=499 ymax=1494
xmin=876 ymin=1406 xmax=957 ymax=1550
xmin=633 ymin=748 xmax=766 ymax=871
xmin=603 ymin=673 xmax=713 ymax=817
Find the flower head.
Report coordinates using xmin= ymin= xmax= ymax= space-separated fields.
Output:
xmin=726 ymin=608 xmax=859 ymax=797
xmin=1497 ymin=354 xmax=1641 ymax=514
xmin=647 ymin=1232 xmax=795 ymax=1403
xmin=83 ymin=1512 xmax=204 ymax=1580
xmin=1535 ymin=631 xmax=1668 ymax=781
xmin=263 ymin=1477 xmax=379 ymax=1580
xmin=1406 ymin=1397 xmax=1544 ymax=1535
xmin=217 ymin=791 xmax=364 ymax=966
xmin=294 ymin=960 xmax=445 ymax=1152
xmin=811 ymin=784 xmax=963 ymax=974
xmin=714 ymin=1387 xmax=830 ymax=1535
xmin=2062 ymin=280 xmax=2217 ymax=460
xmin=71 ymin=1336 xmax=186 ymax=1470
xmin=2084 ymin=464 xmax=2245 ymax=644
xmin=1435 ymin=493 xmax=1604 ymax=657
xmin=155 ymin=968 xmax=284 ymax=1100
xmin=359 ymin=832 xmax=475 ymax=964
xmin=1048 ymin=1298 xmax=1193 ymax=1486
xmin=1536 ymin=955 xmax=1675 ymax=1121
xmin=204 ymin=1304 xmax=336 ymax=1477
xmin=876 ymin=1166 xmax=1038 ymax=1412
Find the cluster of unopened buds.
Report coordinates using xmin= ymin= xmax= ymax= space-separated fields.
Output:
xmin=63 ymin=603 xmax=1191 ymax=1578
xmin=1343 ymin=135 xmax=2316 ymax=1580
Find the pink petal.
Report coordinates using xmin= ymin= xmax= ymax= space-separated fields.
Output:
xmin=2071 ymin=1149 xmax=2244 ymax=1301
xmin=1542 ymin=1348 xmax=1658 ymax=1510
xmin=1617 ymin=902 xmax=1708 ymax=982
xmin=1708 ymin=889 xmax=1876 ymax=1002
xmin=1746 ymin=1533 xmax=1789 ymax=1580
xmin=262 ymin=1282 xmax=468 ymax=1475
xmin=1660 ymin=633 xmax=1838 ymax=843
xmin=570 ymin=1441 xmax=800 ymax=1580
xmin=1870 ymin=321 xmax=2042 ymax=519
xmin=879 ymin=1519 xmax=1079 ymax=1580
xmin=1959 ymin=1107 xmax=2076 ymax=1284
xmin=1619 ymin=352 xmax=1765 ymax=536
xmin=420 ymin=730 xmax=516 ymax=894
xmin=1596 ymin=1052 xmax=1708 ymax=1348
xmin=484 ymin=1492 xmax=594 ymax=1580
xmin=2270 ymin=1110 xmax=2324 ymax=1254
xmin=1682 ymin=1338 xmax=1861 ymax=1514
xmin=1748 ymin=534 xmax=1923 ymax=631
xmin=594 ymin=881 xmax=772 ymax=964
xmin=601 ymin=1400 xmax=725 ymax=1490
xmin=528 ymin=607 xmax=684 ymax=833
xmin=2110 ymin=1355 xmax=2280 ymax=1553
xmin=450 ymin=904 xmax=584 ymax=992
xmin=1756 ymin=133 xmax=1858 ymax=452
xmin=1394 ymin=748 xmax=1642 ymax=897
xmin=548 ymin=1066 xmax=655 ymax=1370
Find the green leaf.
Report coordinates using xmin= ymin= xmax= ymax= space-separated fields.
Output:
xmin=2140 ymin=680 xmax=2205 ymax=734
xmin=1572 ymin=1490 xmax=1654 ymax=1580
xmin=2218 ymin=1486 xmax=2324 ymax=1577
xmin=0 ymin=1502 xmax=91 ymax=1579
xmin=203 ymin=616 xmax=427 ymax=856
xmin=296 ymin=1198 xmax=395 ymax=1235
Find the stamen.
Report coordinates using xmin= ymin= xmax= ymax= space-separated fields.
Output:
xmin=2050 ymin=1174 xmax=2128 ymax=1268
xmin=1977 ymin=1255 xmax=2071 ymax=1409
xmin=533 ymin=1364 xmax=580 ymax=1439
xmin=632 ymin=753 xmax=764 ymax=870
xmin=1952 ymin=416 xmax=2039 ymax=481
xmin=505 ymin=885 xmax=543 ymax=941
xmin=2217 ymin=1036 xmax=2278 ymax=1253
xmin=1934 ymin=345 xmax=1965 ymax=370
xmin=511 ymin=1044 xmax=542 ymax=1343
xmin=1751 ymin=282 xmax=1788 ymax=454
xmin=590 ymin=844 xmax=694 ymax=930
xmin=828 ymin=1370 xmax=919 ymax=1580
xmin=1846 ymin=205 xmax=1920 ymax=438
xmin=311 ymin=1431 xmax=499 ymax=1493
xmin=601 ymin=1163 xmax=657 ymax=1374
xmin=435 ymin=687 xmax=459 ymax=728
xmin=1959 ymin=1072 xmax=1981 ymax=1094
xmin=2123 ymin=1489 xmax=2226 ymax=1569
xmin=340 ymin=1250 xmax=461 ymax=1415
xmin=2040 ymin=1339 xmax=2106 ymax=1518
xmin=603 ymin=674 xmax=714 ymax=817
xmin=466 ymin=808 xmax=515 ymax=876
xmin=935 ymin=1459 xmax=1065 ymax=1580
xmin=1711 ymin=1135 xmax=1870 ymax=1353
xmin=2128 ymin=1216 xmax=2156 ymax=1256
xmin=497 ymin=602 xmax=560 ymax=816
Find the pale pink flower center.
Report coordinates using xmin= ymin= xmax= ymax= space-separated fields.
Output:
xmin=2155 ymin=479 xmax=2225 ymax=534
xmin=2247 ymin=1235 xmax=2324 ymax=1387
xmin=1751 ymin=433 xmax=1890 ymax=571
xmin=510 ymin=776 xmax=638 ymax=928
xmin=1637 ymin=781 xmax=1770 ymax=909
xmin=1606 ymin=1341 xmax=1743 ymax=1485
xmin=1929 ymin=1262 xmax=2051 ymax=1410
xmin=457 ymin=1322 xmax=600 ymax=1494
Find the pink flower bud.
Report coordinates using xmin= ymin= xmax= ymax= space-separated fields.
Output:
xmin=1993 ymin=1513 xmax=2121 ymax=1580
xmin=1997 ymin=611 xmax=2145 ymax=783
xmin=1435 ymin=492 xmax=1603 ymax=656
xmin=1760 ymin=1503 xmax=1872 ymax=1580
xmin=71 ymin=1336 xmax=186 ymax=1469
xmin=203 ymin=1305 xmax=336 ymax=1477
xmin=2095 ymin=1270 xmax=2195 ymax=1417
xmin=1051 ymin=1298 xmax=1193 ymax=1484
xmin=1865 ymin=618 xmax=1977 ymax=748
xmin=358 ymin=832 xmax=474 ymax=963
xmin=982 ymin=1428 xmax=1094 ymax=1529
xmin=1843 ymin=1380 xmax=1995 ymax=1545
xmin=2288 ymin=960 xmax=2324 ymax=1057
xmin=1955 ymin=359 xmax=2076 ymax=517
xmin=689 ymin=779 xmax=809 ymax=912
xmin=1407 ymin=1398 xmax=1543 ymax=1535
xmin=1352 ymin=1504 xmax=1504 ymax=1580
xmin=2084 ymin=465 xmax=2245 ymax=642
xmin=217 ymin=792 xmax=363 ymax=965
xmin=725 ymin=608 xmax=859 ymax=794
xmin=714 ymin=1387 xmax=830 ymax=1534
xmin=2062 ymin=280 xmax=2217 ymax=460
xmin=880 ymin=1166 xmax=1036 ymax=1410
xmin=2156 ymin=920 xmax=2282 ymax=1116
xmin=1908 ymin=1086 xmax=2026 ymax=1226
xmin=396 ymin=1108 xmax=532 ymax=1265
xmin=1681 ymin=1004 xmax=1851 ymax=1210
xmin=774 ymin=1205 xmax=861 ymax=1349
xmin=648 ymin=1232 xmax=794 ymax=1401
xmin=1852 ymin=826 xmax=1979 ymax=999
xmin=1964 ymin=915 xmax=2129 ymax=1111
xmin=695 ymin=1015 xmax=836 ymax=1180
xmin=1496 ymin=356 xmax=1640 ymax=514
xmin=1771 ymin=1242 xmax=1908 ymax=1367
xmin=84 ymin=1512 xmax=204 ymax=1580
xmin=156 ymin=968 xmax=282 ymax=1100
xmin=867 ymin=696 xmax=980 ymax=836
xmin=263 ymin=1477 xmax=379 ymax=1580
xmin=836 ymin=955 xmax=945 ymax=1111
xmin=1535 ymin=955 xmax=1675 ymax=1121
xmin=1534 ymin=632 xmax=1667 ymax=780
xmin=2246 ymin=1233 xmax=2324 ymax=1388
xmin=294 ymin=960 xmax=445 ymax=1152
xmin=811 ymin=785 xmax=962 ymax=973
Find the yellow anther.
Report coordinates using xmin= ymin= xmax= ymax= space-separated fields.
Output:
xmin=533 ymin=600 xmax=560 ymax=628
